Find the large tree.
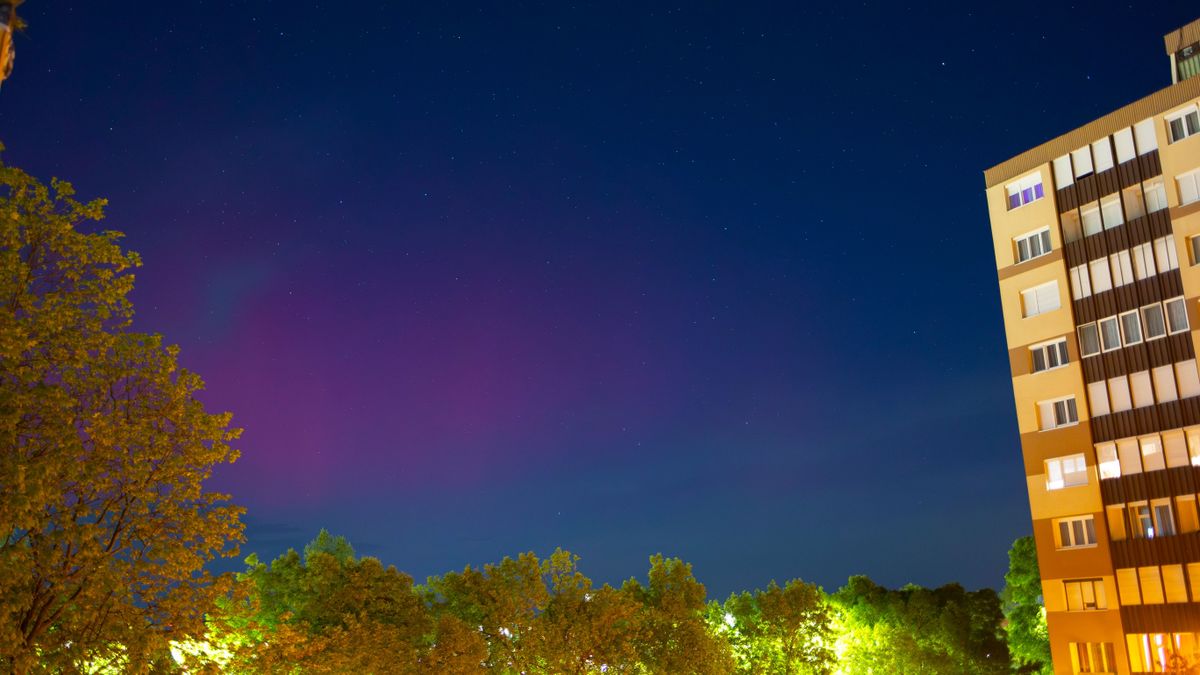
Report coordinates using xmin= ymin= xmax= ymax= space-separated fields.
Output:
xmin=1002 ymin=536 xmax=1051 ymax=674
xmin=0 ymin=157 xmax=244 ymax=671
xmin=721 ymin=579 xmax=836 ymax=674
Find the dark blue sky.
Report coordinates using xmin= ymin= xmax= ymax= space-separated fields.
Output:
xmin=5 ymin=1 xmax=1197 ymax=597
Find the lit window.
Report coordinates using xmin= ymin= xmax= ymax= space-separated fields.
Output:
xmin=1039 ymin=396 xmax=1079 ymax=430
xmin=1006 ymin=172 xmax=1045 ymax=210
xmin=1162 ymin=565 xmax=1188 ymax=603
xmin=1132 ymin=242 xmax=1156 ymax=279
xmin=1046 ymin=453 xmax=1088 ymax=490
xmin=1142 ymin=303 xmax=1167 ymax=340
xmin=1099 ymin=316 xmax=1121 ymax=351
xmin=1152 ymin=498 xmax=1176 ymax=536
xmin=1109 ymin=375 xmax=1133 ymax=412
xmin=1167 ymin=106 xmax=1200 ymax=143
xmin=1064 ymin=579 xmax=1106 ymax=610
xmin=1096 ymin=442 xmax=1120 ymax=478
xmin=1139 ymin=566 xmax=1165 ymax=604
xmin=1141 ymin=436 xmax=1166 ymax=471
xmin=1117 ymin=568 xmax=1141 ymax=605
xmin=1118 ymin=438 xmax=1143 ymax=475
xmin=1057 ymin=515 xmax=1097 ymax=548
xmin=1176 ymin=359 xmax=1200 ymax=398
xmin=1165 ymin=296 xmax=1189 ymax=334
xmin=1030 ymin=338 xmax=1069 ymax=373
xmin=1014 ymin=228 xmax=1052 ymax=264
xmin=1072 ymin=642 xmax=1115 ymax=674
xmin=1021 ymin=281 xmax=1060 ymax=318
xmin=1131 ymin=502 xmax=1154 ymax=538
xmin=1152 ymin=364 xmax=1178 ymax=403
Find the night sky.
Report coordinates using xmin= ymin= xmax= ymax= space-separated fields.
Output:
xmin=5 ymin=2 xmax=1197 ymax=597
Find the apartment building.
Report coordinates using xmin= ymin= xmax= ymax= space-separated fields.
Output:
xmin=985 ymin=18 xmax=1200 ymax=675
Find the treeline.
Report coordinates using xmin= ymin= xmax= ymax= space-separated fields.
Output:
xmin=165 ymin=530 xmax=1020 ymax=674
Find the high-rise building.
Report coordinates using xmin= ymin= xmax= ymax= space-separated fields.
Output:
xmin=985 ymin=17 xmax=1200 ymax=675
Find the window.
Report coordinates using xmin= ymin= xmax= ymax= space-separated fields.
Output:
xmin=1119 ymin=310 xmax=1142 ymax=345
xmin=1178 ymin=168 xmax=1200 ymax=206
xmin=1021 ymin=281 xmax=1060 ymax=318
xmin=1072 ymin=147 xmax=1093 ymax=178
xmin=1165 ymin=296 xmax=1189 ymax=334
xmin=1152 ymin=498 xmax=1176 ymax=536
xmin=1064 ymin=579 xmax=1106 ymax=610
xmin=1046 ymin=454 xmax=1087 ymax=490
xmin=1118 ymin=438 xmax=1143 ymax=475
xmin=1107 ymin=504 xmax=1127 ymax=540
xmin=1130 ymin=370 xmax=1154 ymax=408
xmin=1115 ymin=128 xmax=1137 ymax=163
xmin=1089 ymin=259 xmax=1112 ymax=293
xmin=1154 ymin=235 xmax=1180 ymax=271
xmin=1053 ymin=155 xmax=1073 ymax=189
xmin=1069 ymin=264 xmax=1092 ymax=299
xmin=1140 ymin=566 xmax=1165 ymax=604
xmin=1006 ymin=172 xmax=1045 ymax=210
xmin=1124 ymin=184 xmax=1147 ymax=220
xmin=1079 ymin=323 xmax=1101 ymax=356
xmin=1072 ymin=642 xmax=1116 ymax=674
xmin=1176 ymin=359 xmax=1200 ymax=398
xmin=1092 ymin=140 xmax=1114 ymax=172
xmin=1177 ymin=495 xmax=1200 ymax=532
xmin=1099 ymin=316 xmax=1121 ymax=351
xmin=1141 ymin=436 xmax=1166 ymax=471
xmin=1081 ymin=204 xmax=1103 ymax=236
xmin=1133 ymin=242 xmax=1156 ymax=278
xmin=1039 ymin=397 xmax=1078 ymax=430
xmin=1057 ymin=515 xmax=1097 ymax=548
xmin=1134 ymin=118 xmax=1159 ymax=154
xmin=1030 ymin=338 xmax=1069 ymax=373
xmin=1167 ymin=106 xmax=1200 ymax=143
xmin=1146 ymin=179 xmax=1168 ymax=212
xmin=1110 ymin=251 xmax=1134 ymax=286
xmin=1131 ymin=502 xmax=1154 ymax=538
xmin=1191 ymin=236 xmax=1200 ymax=266
xmin=1087 ymin=380 xmax=1110 ymax=416
xmin=1153 ymin=364 xmax=1178 ymax=403
xmin=1061 ymin=210 xmax=1082 ymax=242
xmin=1014 ymin=228 xmax=1052 ymax=263
xmin=1165 ymin=430 xmax=1190 ymax=468
xmin=1117 ymin=568 xmax=1142 ymax=604
xmin=1109 ymin=375 xmax=1133 ymax=412
xmin=1096 ymin=442 xmax=1120 ymax=478
xmin=1163 ymin=564 xmax=1188 ymax=603
xmin=1101 ymin=195 xmax=1124 ymax=229
xmin=1143 ymin=303 xmax=1167 ymax=339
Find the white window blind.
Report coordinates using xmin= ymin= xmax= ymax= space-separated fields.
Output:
xmin=1022 ymin=282 xmax=1060 ymax=317
xmin=1134 ymin=118 xmax=1158 ymax=154
xmin=1114 ymin=128 xmax=1136 ymax=163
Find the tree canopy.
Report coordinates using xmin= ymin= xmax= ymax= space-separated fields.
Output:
xmin=0 ymin=155 xmax=244 ymax=672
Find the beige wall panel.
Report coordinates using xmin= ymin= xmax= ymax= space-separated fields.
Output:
xmin=1033 ymin=516 xmax=1115 ymax=582
xmin=1027 ymin=473 xmax=1103 ymax=522
xmin=1012 ymin=364 xmax=1087 ymax=435
xmin=986 ymin=167 xmax=1059 ymax=270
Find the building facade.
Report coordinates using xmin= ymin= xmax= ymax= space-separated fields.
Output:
xmin=986 ymin=19 xmax=1200 ymax=675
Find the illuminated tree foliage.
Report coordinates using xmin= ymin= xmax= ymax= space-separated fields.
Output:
xmin=1001 ymin=536 xmax=1051 ymax=674
xmin=719 ymin=579 xmax=835 ymax=674
xmin=831 ymin=576 xmax=1009 ymax=675
xmin=0 ymin=157 xmax=244 ymax=672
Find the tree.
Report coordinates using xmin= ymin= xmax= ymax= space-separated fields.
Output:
xmin=198 ymin=530 xmax=432 ymax=673
xmin=0 ymin=154 xmax=245 ymax=671
xmin=621 ymin=554 xmax=734 ymax=675
xmin=832 ymin=576 xmax=1009 ymax=675
xmin=1002 ymin=536 xmax=1051 ymax=674
xmin=721 ymin=579 xmax=835 ymax=674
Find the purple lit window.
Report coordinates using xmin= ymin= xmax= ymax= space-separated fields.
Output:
xmin=1007 ymin=177 xmax=1045 ymax=210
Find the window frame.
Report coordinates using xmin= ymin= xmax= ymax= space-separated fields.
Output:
xmin=1030 ymin=337 xmax=1070 ymax=374
xmin=1166 ymin=105 xmax=1200 ymax=143
xmin=1165 ymin=296 xmax=1190 ymax=335
xmin=1142 ymin=303 xmax=1168 ymax=341
xmin=1014 ymin=227 xmax=1053 ymax=264
xmin=1057 ymin=515 xmax=1098 ymax=549
xmin=1078 ymin=322 xmax=1101 ymax=357
xmin=1006 ymin=172 xmax=1045 ymax=211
